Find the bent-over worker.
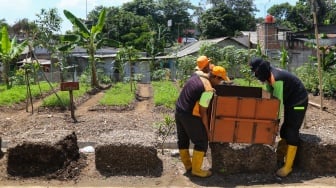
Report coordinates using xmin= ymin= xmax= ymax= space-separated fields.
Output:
xmin=249 ymin=57 xmax=308 ymax=177
xmin=175 ymin=66 xmax=230 ymax=178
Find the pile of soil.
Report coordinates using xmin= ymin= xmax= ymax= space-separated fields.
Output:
xmin=0 ymin=83 xmax=335 ymax=187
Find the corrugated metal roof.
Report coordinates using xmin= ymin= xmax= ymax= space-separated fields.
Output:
xmin=17 ymin=58 xmax=51 ymax=65
xmin=79 ymin=54 xmax=117 ymax=58
xmin=231 ymin=37 xmax=249 ymax=47
xmin=240 ymin=31 xmax=257 ymax=45
xmin=148 ymin=37 xmax=252 ymax=60
xmin=295 ymin=25 xmax=336 ymax=35
xmin=296 ymin=38 xmax=336 ymax=46
xmin=175 ymin=37 xmax=228 ymax=58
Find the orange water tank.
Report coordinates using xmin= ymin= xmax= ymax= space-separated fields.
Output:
xmin=265 ymin=15 xmax=275 ymax=23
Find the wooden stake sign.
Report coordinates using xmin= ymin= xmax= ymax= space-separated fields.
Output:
xmin=60 ymin=82 xmax=79 ymax=122
xmin=60 ymin=82 xmax=79 ymax=91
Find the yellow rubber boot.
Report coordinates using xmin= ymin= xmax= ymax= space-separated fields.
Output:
xmin=276 ymin=145 xmax=297 ymax=177
xmin=179 ymin=149 xmax=192 ymax=171
xmin=276 ymin=139 xmax=288 ymax=164
xmin=191 ymin=150 xmax=212 ymax=178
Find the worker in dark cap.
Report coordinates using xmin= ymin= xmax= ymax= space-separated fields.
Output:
xmin=249 ymin=57 xmax=308 ymax=177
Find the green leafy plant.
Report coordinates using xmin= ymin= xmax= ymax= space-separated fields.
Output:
xmin=295 ymin=62 xmax=319 ymax=93
xmin=0 ymin=26 xmax=28 ymax=89
xmin=322 ymin=71 xmax=336 ymax=98
xmin=175 ymin=55 xmax=196 ymax=86
xmin=115 ymin=46 xmax=140 ymax=91
xmin=280 ymin=46 xmax=288 ymax=69
xmin=12 ymin=68 xmax=26 ymax=85
xmin=59 ymin=8 xmax=119 ymax=88
xmin=152 ymin=68 xmax=170 ymax=81
xmin=154 ymin=115 xmax=175 ymax=155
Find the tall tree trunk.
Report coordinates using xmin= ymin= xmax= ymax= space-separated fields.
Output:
xmin=90 ymin=53 xmax=99 ymax=88
xmin=89 ymin=45 xmax=99 ymax=88
xmin=3 ymin=62 xmax=10 ymax=89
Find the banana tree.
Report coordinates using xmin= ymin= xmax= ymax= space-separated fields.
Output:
xmin=280 ymin=46 xmax=289 ymax=70
xmin=60 ymin=9 xmax=119 ymax=88
xmin=116 ymin=46 xmax=140 ymax=92
xmin=0 ymin=26 xmax=28 ymax=89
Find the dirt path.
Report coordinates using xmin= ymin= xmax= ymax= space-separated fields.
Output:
xmin=76 ymin=92 xmax=105 ymax=115
xmin=135 ymin=83 xmax=153 ymax=112
xmin=74 ymin=83 xmax=153 ymax=115
xmin=1 ymin=85 xmax=336 ymax=187
xmin=2 ymin=83 xmax=152 ymax=120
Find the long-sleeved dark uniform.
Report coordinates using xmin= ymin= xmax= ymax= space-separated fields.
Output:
xmin=266 ymin=67 xmax=308 ymax=146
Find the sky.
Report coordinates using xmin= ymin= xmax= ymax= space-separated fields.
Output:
xmin=0 ymin=0 xmax=298 ymax=34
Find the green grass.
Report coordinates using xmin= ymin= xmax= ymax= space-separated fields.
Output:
xmin=99 ymin=82 xmax=134 ymax=105
xmin=42 ymin=83 xmax=90 ymax=107
xmin=152 ymin=81 xmax=179 ymax=109
xmin=0 ymin=82 xmax=58 ymax=106
xmin=0 ymin=79 xmax=265 ymax=109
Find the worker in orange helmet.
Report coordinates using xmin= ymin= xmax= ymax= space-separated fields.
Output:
xmin=195 ymin=55 xmax=214 ymax=73
xmin=176 ymin=65 xmax=230 ymax=178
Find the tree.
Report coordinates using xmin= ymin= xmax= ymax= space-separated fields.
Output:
xmin=199 ymin=3 xmax=236 ymax=38
xmin=11 ymin=19 xmax=38 ymax=39
xmin=267 ymin=3 xmax=296 ymax=30
xmin=156 ymin=0 xmax=194 ymax=40
xmin=224 ymin=0 xmax=257 ymax=31
xmin=0 ymin=26 xmax=28 ymax=89
xmin=34 ymin=8 xmax=62 ymax=57
xmin=146 ymin=24 xmax=173 ymax=57
xmin=122 ymin=0 xmax=158 ymax=17
xmin=116 ymin=46 xmax=140 ymax=92
xmin=60 ymin=9 xmax=119 ymax=88
xmin=267 ymin=0 xmax=332 ymax=32
xmin=86 ymin=1 xmax=195 ymax=49
xmin=89 ymin=6 xmax=152 ymax=51
xmin=199 ymin=0 xmax=256 ymax=38
xmin=324 ymin=1 xmax=336 ymax=24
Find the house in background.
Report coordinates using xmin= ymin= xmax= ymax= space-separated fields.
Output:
xmin=9 ymin=15 xmax=335 ymax=85
xmin=253 ymin=15 xmax=336 ymax=71
xmin=287 ymin=25 xmax=336 ymax=70
xmin=145 ymin=36 xmax=251 ymax=80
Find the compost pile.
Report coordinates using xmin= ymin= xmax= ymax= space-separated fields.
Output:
xmin=0 ymin=83 xmax=335 ymax=187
